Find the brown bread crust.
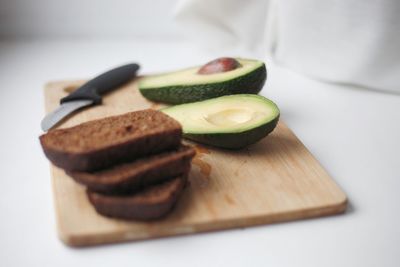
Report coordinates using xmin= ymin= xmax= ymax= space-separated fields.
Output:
xmin=87 ymin=175 xmax=187 ymax=220
xmin=39 ymin=110 xmax=182 ymax=171
xmin=67 ymin=145 xmax=195 ymax=194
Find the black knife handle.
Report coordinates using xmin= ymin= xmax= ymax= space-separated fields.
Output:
xmin=60 ymin=63 xmax=140 ymax=104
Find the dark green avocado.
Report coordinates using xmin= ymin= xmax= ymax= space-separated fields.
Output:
xmin=162 ymin=94 xmax=279 ymax=149
xmin=139 ymin=58 xmax=267 ymax=104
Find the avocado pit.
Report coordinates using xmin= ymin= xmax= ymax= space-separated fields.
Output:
xmin=197 ymin=57 xmax=242 ymax=75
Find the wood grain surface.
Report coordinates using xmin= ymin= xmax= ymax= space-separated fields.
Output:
xmin=43 ymin=79 xmax=347 ymax=247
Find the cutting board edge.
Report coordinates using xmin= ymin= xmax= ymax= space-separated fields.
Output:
xmin=56 ymin=193 xmax=347 ymax=247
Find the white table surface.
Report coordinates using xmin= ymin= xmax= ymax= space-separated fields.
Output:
xmin=0 ymin=39 xmax=399 ymax=267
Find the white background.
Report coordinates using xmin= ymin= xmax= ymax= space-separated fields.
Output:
xmin=0 ymin=1 xmax=399 ymax=266
xmin=0 ymin=0 xmax=180 ymax=39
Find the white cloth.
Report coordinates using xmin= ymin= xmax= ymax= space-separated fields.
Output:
xmin=174 ymin=0 xmax=400 ymax=93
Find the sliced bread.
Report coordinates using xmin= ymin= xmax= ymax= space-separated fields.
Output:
xmin=40 ymin=109 xmax=182 ymax=171
xmin=87 ymin=175 xmax=187 ymax=220
xmin=67 ymin=145 xmax=195 ymax=194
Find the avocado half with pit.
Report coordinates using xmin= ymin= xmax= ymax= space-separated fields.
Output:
xmin=139 ymin=58 xmax=266 ymax=104
xmin=162 ymin=94 xmax=280 ymax=149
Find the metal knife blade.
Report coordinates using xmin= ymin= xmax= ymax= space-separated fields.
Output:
xmin=40 ymin=63 xmax=140 ymax=132
xmin=41 ymin=100 xmax=94 ymax=131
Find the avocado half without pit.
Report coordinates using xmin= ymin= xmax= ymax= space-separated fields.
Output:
xmin=139 ymin=57 xmax=267 ymax=104
xmin=162 ymin=94 xmax=280 ymax=149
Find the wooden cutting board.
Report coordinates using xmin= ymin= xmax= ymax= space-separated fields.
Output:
xmin=44 ymin=79 xmax=347 ymax=247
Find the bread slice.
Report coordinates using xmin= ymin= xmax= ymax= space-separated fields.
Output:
xmin=67 ymin=145 xmax=195 ymax=194
xmin=87 ymin=175 xmax=187 ymax=220
xmin=40 ymin=109 xmax=182 ymax=171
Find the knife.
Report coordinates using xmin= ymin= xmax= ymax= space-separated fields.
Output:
xmin=41 ymin=63 xmax=140 ymax=132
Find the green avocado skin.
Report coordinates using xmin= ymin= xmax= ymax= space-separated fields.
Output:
xmin=139 ymin=65 xmax=267 ymax=104
xmin=183 ymin=116 xmax=279 ymax=149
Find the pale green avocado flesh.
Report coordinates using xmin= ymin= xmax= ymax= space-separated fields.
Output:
xmin=139 ymin=58 xmax=266 ymax=104
xmin=162 ymin=94 xmax=280 ymax=149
